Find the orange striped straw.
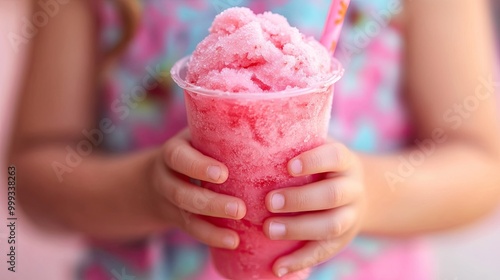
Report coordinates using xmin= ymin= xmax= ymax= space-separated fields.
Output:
xmin=320 ymin=0 xmax=351 ymax=55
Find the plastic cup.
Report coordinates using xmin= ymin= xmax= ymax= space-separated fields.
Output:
xmin=171 ymin=56 xmax=344 ymax=279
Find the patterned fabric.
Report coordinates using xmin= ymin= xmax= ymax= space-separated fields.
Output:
xmin=80 ymin=0 xmax=433 ymax=279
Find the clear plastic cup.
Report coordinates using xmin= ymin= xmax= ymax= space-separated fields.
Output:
xmin=171 ymin=56 xmax=343 ymax=279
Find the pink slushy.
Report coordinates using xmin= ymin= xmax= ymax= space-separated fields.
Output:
xmin=171 ymin=8 xmax=343 ymax=279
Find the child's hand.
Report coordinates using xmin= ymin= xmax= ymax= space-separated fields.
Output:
xmin=149 ymin=129 xmax=246 ymax=249
xmin=263 ymin=141 xmax=366 ymax=277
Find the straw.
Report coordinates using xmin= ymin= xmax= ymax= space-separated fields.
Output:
xmin=320 ymin=0 xmax=351 ymax=55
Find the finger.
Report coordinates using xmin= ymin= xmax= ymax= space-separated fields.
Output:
xmin=157 ymin=173 xmax=246 ymax=220
xmin=288 ymin=142 xmax=354 ymax=176
xmin=175 ymin=210 xmax=240 ymax=249
xmin=263 ymin=207 xmax=356 ymax=240
xmin=266 ymin=177 xmax=362 ymax=213
xmin=163 ymin=131 xmax=228 ymax=183
xmin=272 ymin=229 xmax=356 ymax=277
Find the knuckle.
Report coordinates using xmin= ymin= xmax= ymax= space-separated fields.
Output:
xmin=332 ymin=143 xmax=351 ymax=169
xmin=327 ymin=183 xmax=344 ymax=207
xmin=297 ymin=245 xmax=328 ymax=271
xmin=201 ymin=188 xmax=217 ymax=200
xmin=187 ymin=159 xmax=203 ymax=178
xmin=291 ymin=191 xmax=310 ymax=211
xmin=204 ymin=199 xmax=219 ymax=215
xmin=166 ymin=143 xmax=185 ymax=167
xmin=191 ymin=191 xmax=209 ymax=212
xmin=303 ymin=151 xmax=323 ymax=170
xmin=314 ymin=247 xmax=329 ymax=263
xmin=318 ymin=240 xmax=340 ymax=257
xmin=291 ymin=256 xmax=319 ymax=274
xmin=167 ymin=143 xmax=205 ymax=178
xmin=326 ymin=218 xmax=343 ymax=238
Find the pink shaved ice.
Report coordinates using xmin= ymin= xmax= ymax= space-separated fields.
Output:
xmin=186 ymin=7 xmax=332 ymax=93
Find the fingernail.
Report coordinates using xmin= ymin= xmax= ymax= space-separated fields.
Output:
xmin=222 ymin=236 xmax=236 ymax=248
xmin=277 ymin=267 xmax=288 ymax=277
xmin=207 ymin=166 xmax=222 ymax=181
xmin=225 ymin=202 xmax=239 ymax=218
xmin=269 ymin=222 xmax=286 ymax=239
xmin=290 ymin=159 xmax=302 ymax=175
xmin=271 ymin=193 xmax=285 ymax=210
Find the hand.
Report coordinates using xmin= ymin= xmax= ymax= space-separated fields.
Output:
xmin=263 ymin=141 xmax=366 ymax=278
xmin=149 ymin=129 xmax=247 ymax=249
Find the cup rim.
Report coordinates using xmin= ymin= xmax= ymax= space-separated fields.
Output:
xmin=170 ymin=55 xmax=344 ymax=99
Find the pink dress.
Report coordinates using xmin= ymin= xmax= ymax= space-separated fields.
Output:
xmin=79 ymin=0 xmax=434 ymax=279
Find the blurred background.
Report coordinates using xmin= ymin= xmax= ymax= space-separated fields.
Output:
xmin=1 ymin=1 xmax=499 ymax=280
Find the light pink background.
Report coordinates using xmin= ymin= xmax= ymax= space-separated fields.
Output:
xmin=0 ymin=2 xmax=499 ymax=280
